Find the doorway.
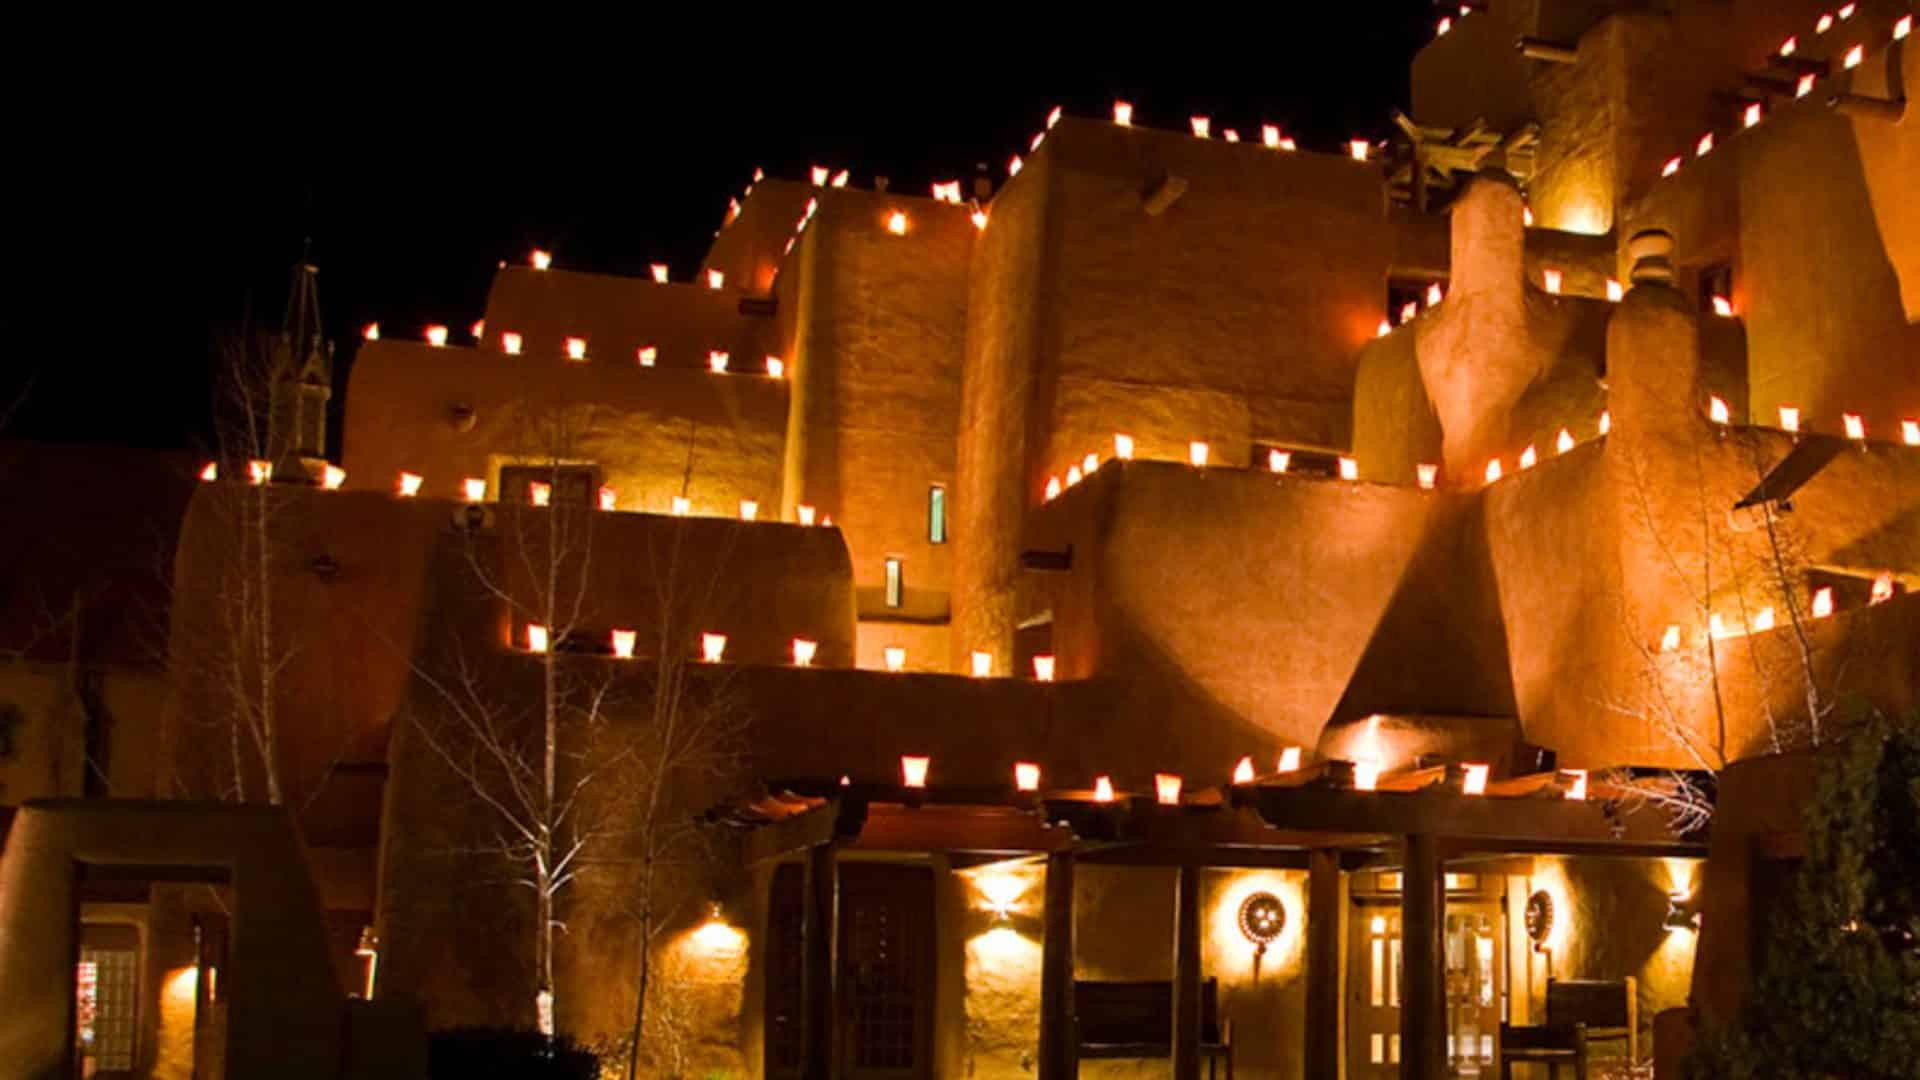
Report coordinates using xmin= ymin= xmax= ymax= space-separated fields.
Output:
xmin=839 ymin=863 xmax=934 ymax=1080
xmin=1348 ymin=871 xmax=1506 ymax=1077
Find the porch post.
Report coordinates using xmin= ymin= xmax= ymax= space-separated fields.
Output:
xmin=803 ymin=842 xmax=839 ymax=1080
xmin=1304 ymin=848 xmax=1342 ymax=1080
xmin=1172 ymin=863 xmax=1203 ymax=1080
xmin=1037 ymin=850 xmax=1077 ymax=1080
xmin=1401 ymin=833 xmax=1446 ymax=1080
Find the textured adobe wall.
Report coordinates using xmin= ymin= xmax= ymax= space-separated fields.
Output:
xmin=704 ymin=178 xmax=817 ymax=298
xmin=1850 ymin=37 xmax=1920 ymax=319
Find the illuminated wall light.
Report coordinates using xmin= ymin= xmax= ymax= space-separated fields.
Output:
xmin=599 ymin=487 xmax=617 ymax=511
xmin=1114 ymin=433 xmax=1135 ymax=460
xmin=792 ymin=638 xmax=818 ymax=667
xmin=501 ymin=331 xmax=524 ymax=355
xmin=1843 ymin=43 xmax=1865 ymax=69
xmin=1155 ymin=773 xmax=1184 ymax=805
xmin=1781 ymin=35 xmax=1799 ymax=56
xmin=526 ymin=623 xmax=550 ymax=653
xmin=1599 ymin=409 xmax=1612 ymax=435
xmin=671 ymin=496 xmax=692 ymax=516
xmin=1744 ymin=102 xmax=1764 ymax=129
xmin=707 ymin=350 xmax=730 ymax=373
xmin=322 ymin=464 xmax=346 ymax=490
xmin=1556 ymin=427 xmax=1576 ymax=454
xmin=1262 ymin=124 xmax=1282 ymax=147
xmin=424 ymin=324 xmax=449 ymax=347
xmin=650 ymin=263 xmax=670 ymax=283
xmin=797 ymin=504 xmax=816 ymax=526
xmin=1797 ymin=73 xmax=1818 ymax=98
xmin=1190 ymin=116 xmax=1211 ymax=138
xmin=701 ymin=632 xmax=727 ymax=662
xmin=1015 ymin=762 xmax=1041 ymax=791
xmin=529 ymin=481 xmax=552 ymax=507
xmin=886 ymin=211 xmax=909 ymax=235
xmin=1093 ymin=776 xmax=1116 ymax=802
xmin=1047 ymin=105 xmax=1063 ymax=128
xmin=1353 ymin=760 xmax=1382 ymax=791
xmin=1066 ymin=465 xmax=1083 ymax=487
xmin=1032 ymin=655 xmax=1056 ymax=682
xmin=1400 ymin=301 xmax=1420 ymax=325
xmin=1232 ymin=756 xmax=1256 ymax=784
xmin=1696 ymin=132 xmax=1714 ymax=157
xmin=739 ymin=499 xmax=758 ymax=521
xmin=1607 ymin=278 xmax=1625 ymax=302
xmin=971 ymin=210 xmax=988 ymax=229
xmin=1462 ymin=763 xmax=1489 ymax=795
xmin=1660 ymin=624 xmax=1682 ymax=652
xmin=1339 ymin=457 xmax=1359 ymax=481
xmin=637 ymin=345 xmax=657 ymax=367
xmin=882 ymin=646 xmax=908 ymax=672
xmin=765 ymin=356 xmax=785 ymax=379
xmin=1417 ymin=463 xmax=1438 ymax=489
xmin=1662 ymin=156 xmax=1683 ymax=177
xmin=830 ymin=170 xmax=848 ymax=188
xmin=1484 ymin=458 xmax=1503 ymax=484
xmin=1563 ymin=769 xmax=1589 ymax=800
xmin=707 ymin=269 xmax=725 ymax=289
xmin=1083 ymin=452 xmax=1099 ymax=475
xmin=1188 ymin=441 xmax=1210 ymax=467
xmin=1896 ymin=16 xmax=1912 ymax=42
xmin=971 ymin=651 xmax=993 ymax=677
xmin=1813 ymin=586 xmax=1835 ymax=619
xmin=901 ymin=755 xmax=930 ymax=788
xmin=530 ymin=249 xmax=552 ymax=270
xmin=1278 ymin=747 xmax=1302 ymax=772
xmin=1902 ymin=419 xmax=1919 ymax=445
xmin=1519 ymin=445 xmax=1538 ymax=469
xmin=1377 ymin=320 xmax=1393 ymax=338
xmin=1268 ymin=448 xmax=1292 ymax=474
xmin=1780 ymin=405 xmax=1801 ymax=433
xmin=1427 ymin=282 xmax=1444 ymax=306
xmin=1844 ymin=412 xmax=1866 ymax=440
xmin=1709 ymin=395 xmax=1732 ymax=425
xmin=463 ymin=477 xmax=487 ymax=502
xmin=1349 ymin=140 xmax=1371 ymax=162
xmin=611 ymin=629 xmax=636 ymax=659
xmin=199 ymin=462 xmax=218 ymax=482
xmin=363 ymin=322 xmax=381 ymax=341
xmin=1008 ymin=154 xmax=1023 ymax=177
xmin=1044 ymin=476 xmax=1061 ymax=501
xmin=1542 ymin=269 xmax=1563 ymax=294
xmin=1113 ymin=100 xmax=1134 ymax=126
xmin=1752 ymin=607 xmax=1776 ymax=633
xmin=565 ymin=337 xmax=588 ymax=361
xmin=397 ymin=471 xmax=423 ymax=497
xmin=1871 ymin=572 xmax=1896 ymax=605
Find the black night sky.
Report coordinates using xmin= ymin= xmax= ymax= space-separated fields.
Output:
xmin=4 ymin=9 xmax=1434 ymax=455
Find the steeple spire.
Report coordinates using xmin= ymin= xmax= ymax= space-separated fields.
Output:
xmin=269 ymin=235 xmax=334 ymax=480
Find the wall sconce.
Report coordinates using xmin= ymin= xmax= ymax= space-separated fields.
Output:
xmin=1664 ymin=891 xmax=1699 ymax=933
xmin=1239 ymin=892 xmax=1286 ymax=981
xmin=1525 ymin=889 xmax=1555 ymax=952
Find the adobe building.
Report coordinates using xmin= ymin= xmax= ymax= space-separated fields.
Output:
xmin=3 ymin=1 xmax=1919 ymax=1078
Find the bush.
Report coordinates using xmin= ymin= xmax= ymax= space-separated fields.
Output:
xmin=428 ymin=1028 xmax=599 ymax=1080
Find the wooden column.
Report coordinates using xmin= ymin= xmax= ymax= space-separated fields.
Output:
xmin=1172 ymin=864 xmax=1203 ymax=1080
xmin=1304 ymin=848 xmax=1343 ymax=1080
xmin=803 ymin=842 xmax=839 ymax=1080
xmin=1037 ymin=850 xmax=1077 ymax=1080
xmin=1401 ymin=834 xmax=1446 ymax=1080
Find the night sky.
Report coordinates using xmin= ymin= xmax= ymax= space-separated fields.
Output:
xmin=5 ymin=9 xmax=1435 ymax=455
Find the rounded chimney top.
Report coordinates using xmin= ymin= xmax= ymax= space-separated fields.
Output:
xmin=1628 ymin=229 xmax=1677 ymax=285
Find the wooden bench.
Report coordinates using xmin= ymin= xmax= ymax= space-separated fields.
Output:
xmin=1498 ymin=977 xmax=1636 ymax=1079
xmin=1075 ymin=978 xmax=1233 ymax=1080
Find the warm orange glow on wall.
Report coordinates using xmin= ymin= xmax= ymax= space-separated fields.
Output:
xmin=671 ymin=495 xmax=691 ymax=516
xmin=701 ymin=633 xmax=727 ymax=663
xmin=1349 ymin=140 xmax=1370 ymax=162
xmin=1232 ymin=756 xmax=1255 ymax=785
xmin=637 ymin=346 xmax=657 ymax=367
xmin=884 ymin=646 xmax=907 ymax=672
xmin=1155 ymin=773 xmax=1184 ymax=804
xmin=1813 ymin=587 xmax=1835 ymax=619
xmin=321 ymin=464 xmax=346 ymax=490
xmin=1417 ymin=463 xmax=1438 ymax=489
xmin=463 ymin=477 xmax=487 ymax=502
xmin=397 ymin=471 xmax=423 ymax=497
xmin=1462 ymin=763 xmax=1490 ymax=795
xmin=530 ymin=249 xmax=552 ymax=270
xmin=1112 ymin=101 xmax=1134 ymax=126
xmin=1901 ymin=419 xmax=1919 ymax=446
xmin=1607 ymin=279 xmax=1624 ymax=301
xmin=1844 ymin=412 xmax=1866 ymax=440
xmin=1190 ymin=116 xmax=1211 ymax=138
xmin=1843 ymin=44 xmax=1864 ymax=69
xmin=1015 ymin=762 xmax=1041 ymax=791
xmin=902 ymin=755 xmax=930 ymax=788
xmin=1871 ymin=572 xmax=1895 ymax=605
xmin=1032 ymin=655 xmax=1056 ymax=681
xmin=1519 ymin=445 xmax=1537 ymax=469
xmin=1542 ymin=269 xmax=1563 ymax=294
xmin=363 ymin=322 xmax=380 ymax=341
xmin=792 ymin=638 xmax=818 ymax=667
xmin=528 ymin=481 xmax=552 ymax=507
xmin=611 ymin=629 xmax=636 ymax=659
xmin=1188 ymin=441 xmax=1210 ymax=468
xmin=708 ymin=350 xmax=730 ymax=373
xmin=564 ymin=337 xmax=587 ymax=361
xmin=650 ymin=263 xmax=670 ymax=283
xmin=248 ymin=459 xmax=273 ymax=485
xmin=1484 ymin=458 xmax=1503 ymax=484
xmin=599 ymin=487 xmax=618 ymax=511
xmin=706 ymin=269 xmax=724 ymax=290
xmin=1278 ymin=746 xmax=1302 ymax=772
xmin=797 ymin=504 xmax=816 ymax=526
xmin=199 ymin=462 xmax=218 ymax=482
xmin=1709 ymin=395 xmax=1731 ymax=425
xmin=886 ymin=211 xmax=909 ymax=235
xmin=526 ymin=624 xmax=549 ymax=653
xmin=691 ymin=907 xmax=746 ymax=954
xmin=425 ymin=324 xmax=449 ymax=347
xmin=1093 ymin=776 xmax=1115 ymax=802
xmin=1779 ymin=405 xmax=1801 ymax=433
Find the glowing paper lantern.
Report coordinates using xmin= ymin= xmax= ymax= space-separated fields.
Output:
xmin=671 ymin=496 xmax=691 ymax=516
xmin=971 ymin=210 xmax=988 ymax=229
xmin=886 ymin=211 xmax=908 ymax=235
xmin=707 ymin=269 xmax=725 ymax=290
xmin=1155 ymin=773 xmax=1184 ymax=804
xmin=1797 ymin=73 xmax=1817 ymax=98
xmin=1519 ymin=445 xmax=1538 ymax=470
xmin=792 ymin=638 xmax=818 ymax=667
xmin=1093 ymin=776 xmax=1115 ymax=802
xmin=1188 ymin=441 xmax=1210 ymax=468
xmin=1780 ymin=405 xmax=1801 ymax=433
xmin=1844 ymin=413 xmax=1866 ymax=441
xmin=1599 ymin=409 xmax=1612 ymax=435
xmin=1438 ymin=16 xmax=1452 ymax=34
xmin=650 ymin=263 xmax=670 ymax=283
xmin=1278 ymin=747 xmax=1302 ymax=772
xmin=1843 ymin=44 xmax=1864 ymax=69
xmin=1462 ymin=763 xmax=1489 ymax=796
xmin=363 ymin=323 xmax=380 ymax=341
xmin=1008 ymin=154 xmax=1023 ymax=177
xmin=397 ymin=471 xmax=422 ymax=497
xmin=1752 ymin=607 xmax=1776 ymax=633
xmin=1065 ymin=465 xmax=1082 ymax=487
xmin=565 ymin=337 xmax=587 ymax=361
xmin=1711 ymin=296 xmax=1735 ymax=318
xmin=1190 ymin=116 xmax=1211 ymax=138
xmin=1112 ymin=100 xmax=1133 ymax=126
xmin=1400 ymin=301 xmax=1419 ymax=325
xmin=1044 ymin=476 xmax=1061 ymax=501
xmin=1607 ymin=279 xmax=1625 ymax=302
xmin=529 ymin=482 xmax=551 ymax=507
xmin=701 ymin=633 xmax=727 ymax=662
xmin=1709 ymin=613 xmax=1729 ymax=639
xmin=901 ymin=756 xmax=929 ymax=787
xmin=1222 ymin=129 xmax=1240 ymax=143
xmin=1232 ymin=756 xmax=1255 ymax=785
xmin=1902 ymin=419 xmax=1919 ymax=445
xmin=1033 ymin=655 xmax=1056 ymax=681
xmin=1781 ymin=35 xmax=1798 ymax=56
xmin=1349 ymin=140 xmax=1371 ymax=162
xmin=1114 ymin=433 xmax=1135 ymax=460
xmin=1709 ymin=395 xmax=1731 ymax=425
xmin=317 ymin=464 xmax=345 ymax=490
xmin=637 ymin=346 xmax=657 ymax=367
xmin=1047 ymin=105 xmax=1063 ymax=128
xmin=1660 ymin=625 xmax=1682 ymax=652
xmin=425 ymin=324 xmax=449 ymax=347
xmin=1427 ymin=282 xmax=1443 ymax=306
xmin=1269 ymin=449 xmax=1292 ymax=474
xmin=530 ymin=249 xmax=552 ymax=270
xmin=1542 ymin=269 xmax=1563 ymax=294
xmin=830 ymin=170 xmax=848 ymax=188
xmin=1339 ymin=457 xmax=1359 ymax=481
xmin=1557 ymin=428 xmax=1575 ymax=454
xmin=1015 ymin=762 xmax=1041 ymax=791
xmin=1417 ymin=463 xmax=1438 ymax=489
xmin=1813 ymin=587 xmax=1835 ymax=619
xmin=1353 ymin=760 xmax=1382 ymax=791
xmin=1897 ymin=16 xmax=1912 ymax=41
xmin=199 ymin=462 xmax=218 ymax=482
xmin=599 ymin=486 xmax=617 ymax=511
xmin=1485 ymin=459 xmax=1503 ymax=484
xmin=764 ymin=356 xmax=785 ymax=379
xmin=1083 ymin=452 xmax=1099 ymax=475
xmin=1871 ymin=572 xmax=1895 ymax=605
xmin=1377 ymin=320 xmax=1392 ymax=338
xmin=611 ymin=629 xmax=636 ymax=659
xmin=1817 ymin=12 xmax=1835 ymax=33
xmin=708 ymin=350 xmax=730 ymax=373
xmin=501 ymin=331 xmax=524 ymax=355
xmin=1744 ymin=103 xmax=1764 ymax=128
xmin=526 ymin=624 xmax=549 ymax=653
xmin=1662 ymin=156 xmax=1683 ymax=178
xmin=884 ymin=646 xmax=907 ymax=672
xmin=810 ymin=166 xmax=829 ymax=186
xmin=1564 ymin=769 xmax=1589 ymax=800
xmin=1262 ymin=124 xmax=1282 ymax=148
xmin=739 ymin=499 xmax=758 ymax=521
xmin=797 ymin=504 xmax=816 ymax=526
xmin=1696 ymin=132 xmax=1714 ymax=157
xmin=463 ymin=478 xmax=487 ymax=502
xmin=971 ymin=652 xmax=993 ymax=677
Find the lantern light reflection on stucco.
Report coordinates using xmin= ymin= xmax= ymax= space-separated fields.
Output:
xmin=611 ymin=629 xmax=636 ymax=659
xmin=425 ymin=324 xmax=449 ymax=347
xmin=1417 ymin=463 xmax=1438 ymax=489
xmin=565 ymin=337 xmax=587 ymax=361
xmin=1556 ymin=428 xmax=1575 ymax=454
xmin=530 ymin=249 xmax=552 ymax=270
xmin=886 ymin=211 xmax=908 ymax=235
xmin=1661 ymin=624 xmax=1682 ymax=652
xmin=671 ymin=496 xmax=691 ymax=517
xmin=971 ymin=651 xmax=993 ymax=678
xmin=1542 ymin=268 xmax=1563 ymax=294
xmin=1093 ymin=776 xmax=1115 ymax=802
xmin=322 ymin=465 xmax=346 ymax=490
xmin=1189 ymin=441 xmax=1210 ymax=468
xmin=1843 ymin=44 xmax=1864 ymax=69
xmin=1519 ymin=445 xmax=1537 ymax=469
xmin=1871 ymin=572 xmax=1896 ymax=605
xmin=1779 ymin=405 xmax=1801 ymax=433
xmin=397 ymin=471 xmax=422 ymax=497
xmin=1462 ymin=763 xmax=1489 ymax=795
xmin=1113 ymin=100 xmax=1133 ymax=126
xmin=1484 ymin=459 xmax=1503 ymax=484
xmin=1339 ymin=457 xmax=1359 ymax=481
xmin=1709 ymin=395 xmax=1731 ymax=425
xmin=792 ymin=638 xmax=817 ymax=667
xmin=1607 ymin=278 xmax=1624 ymax=301
xmin=1232 ymin=756 xmax=1256 ymax=785
xmin=884 ymin=646 xmax=906 ymax=672
xmin=1901 ymin=419 xmax=1919 ymax=445
xmin=363 ymin=322 xmax=380 ymax=341
xmin=1190 ymin=116 xmax=1211 ymax=138
xmin=1155 ymin=773 xmax=1184 ymax=804
xmin=1844 ymin=412 xmax=1866 ymax=440
xmin=797 ymin=504 xmax=816 ymax=526
xmin=738 ymin=499 xmax=758 ymax=521
xmin=464 ymin=478 xmax=487 ymax=503
xmin=1797 ymin=73 xmax=1817 ymax=98
xmin=501 ymin=332 xmax=524 ymax=355
xmin=1813 ymin=586 xmax=1835 ymax=619
xmin=1033 ymin=655 xmax=1056 ymax=682
xmin=526 ymin=624 xmax=549 ymax=653
xmin=599 ymin=487 xmax=618 ymax=511
xmin=529 ymin=482 xmax=552 ymax=507
xmin=901 ymin=755 xmax=930 ymax=788
xmin=1015 ymin=761 xmax=1041 ymax=791
xmin=1278 ymin=746 xmax=1302 ymax=772
xmin=701 ymin=633 xmax=727 ymax=663
xmin=199 ymin=462 xmax=218 ymax=482
xmin=708 ymin=350 xmax=730 ymax=373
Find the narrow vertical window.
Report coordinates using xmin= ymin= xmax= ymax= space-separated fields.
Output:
xmin=928 ymin=485 xmax=947 ymax=544
xmin=885 ymin=558 xmax=903 ymax=608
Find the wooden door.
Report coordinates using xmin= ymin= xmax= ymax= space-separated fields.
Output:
xmin=1348 ymin=879 xmax=1506 ymax=1077
xmin=839 ymin=864 xmax=935 ymax=1080
xmin=1349 ymin=900 xmax=1404 ymax=1076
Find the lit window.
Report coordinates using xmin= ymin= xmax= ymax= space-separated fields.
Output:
xmin=928 ymin=485 xmax=947 ymax=544
xmin=885 ymin=557 xmax=903 ymax=608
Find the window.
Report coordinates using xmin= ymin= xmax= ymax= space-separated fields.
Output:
xmin=885 ymin=558 xmax=903 ymax=608
xmin=928 ymin=485 xmax=947 ymax=544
